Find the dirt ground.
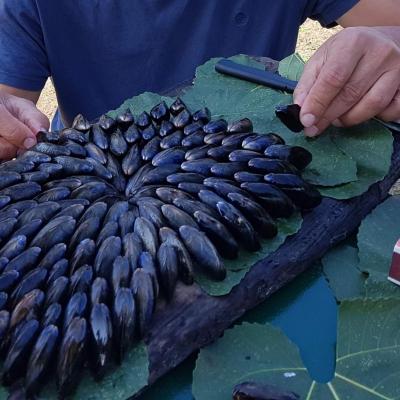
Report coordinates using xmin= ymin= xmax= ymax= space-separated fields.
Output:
xmin=36 ymin=20 xmax=340 ymax=120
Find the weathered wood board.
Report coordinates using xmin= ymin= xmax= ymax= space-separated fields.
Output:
xmin=137 ymin=132 xmax=400 ymax=396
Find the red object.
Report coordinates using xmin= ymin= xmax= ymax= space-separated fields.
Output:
xmin=388 ymin=239 xmax=400 ymax=286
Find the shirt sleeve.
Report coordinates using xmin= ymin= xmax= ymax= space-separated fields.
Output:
xmin=0 ymin=0 xmax=49 ymax=91
xmin=303 ymin=0 xmax=360 ymax=27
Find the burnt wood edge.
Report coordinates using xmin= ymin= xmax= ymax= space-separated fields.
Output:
xmin=136 ymin=133 xmax=400 ymax=397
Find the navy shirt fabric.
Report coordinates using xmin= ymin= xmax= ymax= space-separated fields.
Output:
xmin=0 ymin=0 xmax=359 ymax=129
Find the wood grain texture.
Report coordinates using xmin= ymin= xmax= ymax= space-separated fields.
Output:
xmin=136 ymin=133 xmax=400 ymax=397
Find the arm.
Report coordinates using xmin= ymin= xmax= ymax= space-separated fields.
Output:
xmin=0 ymin=84 xmax=41 ymax=104
xmin=0 ymin=1 xmax=51 ymax=159
xmin=0 ymin=84 xmax=49 ymax=159
xmin=293 ymin=0 xmax=400 ymax=136
xmin=338 ymin=0 xmax=400 ymax=27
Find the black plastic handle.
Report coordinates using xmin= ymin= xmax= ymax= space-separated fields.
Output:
xmin=215 ymin=59 xmax=297 ymax=93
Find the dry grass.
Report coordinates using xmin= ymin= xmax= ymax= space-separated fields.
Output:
xmin=36 ymin=20 xmax=339 ymax=120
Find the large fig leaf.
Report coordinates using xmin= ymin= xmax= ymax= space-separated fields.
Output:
xmin=321 ymin=244 xmax=366 ymax=301
xmin=244 ymin=265 xmax=338 ymax=384
xmin=195 ymin=213 xmax=302 ymax=296
xmin=321 ymin=197 xmax=400 ymax=301
xmin=364 ymin=271 xmax=400 ymax=299
xmin=358 ymin=196 xmax=400 ymax=277
xmin=356 ymin=195 xmax=400 ymax=296
xmin=193 ymin=299 xmax=400 ymax=400
xmin=319 ymin=121 xmax=393 ymax=199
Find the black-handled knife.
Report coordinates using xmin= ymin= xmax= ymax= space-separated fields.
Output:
xmin=215 ymin=59 xmax=297 ymax=93
xmin=215 ymin=59 xmax=400 ymax=132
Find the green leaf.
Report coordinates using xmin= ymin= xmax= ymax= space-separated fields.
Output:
xmin=0 ymin=386 xmax=7 ymax=400
xmin=195 ymin=213 xmax=303 ymax=296
xmin=193 ymin=299 xmax=400 ymax=400
xmin=192 ymin=322 xmax=310 ymax=400
xmin=278 ymin=53 xmax=305 ymax=81
xmin=332 ymin=299 xmax=400 ymax=399
xmin=322 ymin=244 xmax=366 ymax=301
xmin=322 ymin=196 xmax=400 ymax=301
xmin=291 ymin=134 xmax=358 ymax=187
xmin=358 ymin=196 xmax=400 ymax=277
xmin=38 ymin=342 xmax=149 ymax=400
xmin=356 ymin=195 xmax=400 ymax=297
xmin=364 ymin=271 xmax=400 ymax=299
xmin=319 ymin=121 xmax=393 ymax=199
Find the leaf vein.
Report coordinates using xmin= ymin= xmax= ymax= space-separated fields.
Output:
xmin=335 ymin=373 xmax=394 ymax=400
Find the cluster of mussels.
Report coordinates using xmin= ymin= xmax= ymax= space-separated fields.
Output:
xmin=0 ymin=98 xmax=321 ymax=398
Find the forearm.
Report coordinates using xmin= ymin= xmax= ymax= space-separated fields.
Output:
xmin=338 ymin=0 xmax=400 ymax=27
xmin=0 ymin=84 xmax=41 ymax=104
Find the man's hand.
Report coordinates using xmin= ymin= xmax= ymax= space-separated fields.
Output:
xmin=293 ymin=27 xmax=400 ymax=137
xmin=0 ymin=91 xmax=49 ymax=160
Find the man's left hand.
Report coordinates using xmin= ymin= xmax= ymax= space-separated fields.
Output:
xmin=293 ymin=27 xmax=400 ymax=137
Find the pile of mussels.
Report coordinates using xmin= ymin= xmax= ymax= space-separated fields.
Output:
xmin=0 ymin=98 xmax=321 ymax=398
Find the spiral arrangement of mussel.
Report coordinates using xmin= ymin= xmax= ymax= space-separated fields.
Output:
xmin=0 ymin=98 xmax=321 ymax=398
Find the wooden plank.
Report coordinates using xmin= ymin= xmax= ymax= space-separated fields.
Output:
xmin=134 ymin=133 xmax=400 ymax=396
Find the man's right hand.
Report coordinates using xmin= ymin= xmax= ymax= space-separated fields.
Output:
xmin=0 ymin=90 xmax=49 ymax=160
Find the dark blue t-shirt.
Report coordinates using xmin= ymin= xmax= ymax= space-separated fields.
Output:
xmin=0 ymin=0 xmax=358 ymax=128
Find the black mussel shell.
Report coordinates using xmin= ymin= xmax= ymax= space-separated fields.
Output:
xmin=92 ymin=124 xmax=109 ymax=150
xmin=204 ymin=132 xmax=226 ymax=145
xmin=141 ymin=124 xmax=157 ymax=141
xmin=37 ymin=130 xmax=60 ymax=144
xmin=124 ymin=124 xmax=141 ymax=144
xmin=234 ymin=171 xmax=264 ymax=183
xmin=72 ymin=114 xmax=91 ymax=132
xmin=116 ymin=109 xmax=134 ymax=129
xmin=59 ymin=129 xmax=88 ymax=145
xmin=150 ymin=101 xmax=170 ymax=123
xmin=169 ymin=97 xmax=187 ymax=115
xmin=172 ymin=109 xmax=192 ymax=129
xmin=264 ymin=144 xmax=312 ymax=170
xmin=192 ymin=107 xmax=211 ymax=124
xmin=242 ymin=132 xmax=285 ymax=151
xmin=193 ymin=210 xmax=238 ymax=259
xmin=248 ymin=158 xmax=298 ymax=175
xmin=160 ymin=131 xmax=183 ymax=150
xmin=203 ymin=119 xmax=228 ymax=134
xmin=183 ymin=122 xmax=204 ymax=136
xmin=136 ymin=111 xmax=152 ymax=129
xmin=181 ymin=131 xmax=205 ymax=148
xmin=99 ymin=114 xmax=117 ymax=132
xmin=159 ymin=120 xmax=175 ymax=137
xmin=233 ymin=381 xmax=300 ymax=400
xmin=275 ymin=104 xmax=304 ymax=133
xmin=227 ymin=117 xmax=253 ymax=133
xmin=179 ymin=225 xmax=226 ymax=281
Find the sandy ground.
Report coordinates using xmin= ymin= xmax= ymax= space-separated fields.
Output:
xmin=36 ymin=20 xmax=340 ymax=120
